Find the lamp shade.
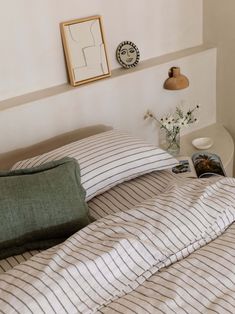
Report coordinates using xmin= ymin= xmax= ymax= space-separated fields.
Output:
xmin=164 ymin=67 xmax=189 ymax=90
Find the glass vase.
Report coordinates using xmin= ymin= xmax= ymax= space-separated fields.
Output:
xmin=161 ymin=129 xmax=180 ymax=156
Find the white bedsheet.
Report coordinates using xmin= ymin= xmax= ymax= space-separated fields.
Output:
xmin=1 ymin=175 xmax=235 ymax=313
xmin=88 ymin=169 xmax=176 ymax=220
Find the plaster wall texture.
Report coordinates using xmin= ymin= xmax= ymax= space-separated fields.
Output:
xmin=0 ymin=0 xmax=214 ymax=154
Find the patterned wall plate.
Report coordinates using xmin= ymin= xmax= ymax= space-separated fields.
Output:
xmin=116 ymin=41 xmax=140 ymax=69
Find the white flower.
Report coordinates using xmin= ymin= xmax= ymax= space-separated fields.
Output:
xmin=144 ymin=104 xmax=199 ymax=134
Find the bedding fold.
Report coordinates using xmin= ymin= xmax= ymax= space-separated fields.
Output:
xmin=0 ymin=177 xmax=235 ymax=313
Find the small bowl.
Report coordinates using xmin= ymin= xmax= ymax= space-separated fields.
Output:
xmin=192 ymin=137 xmax=213 ymax=150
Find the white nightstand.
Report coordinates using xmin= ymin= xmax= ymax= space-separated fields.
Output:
xmin=180 ymin=123 xmax=234 ymax=177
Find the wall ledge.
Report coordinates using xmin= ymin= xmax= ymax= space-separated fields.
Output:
xmin=0 ymin=45 xmax=215 ymax=111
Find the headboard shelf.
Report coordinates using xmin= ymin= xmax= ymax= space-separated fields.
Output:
xmin=0 ymin=45 xmax=213 ymax=112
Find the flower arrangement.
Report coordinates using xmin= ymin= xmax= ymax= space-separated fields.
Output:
xmin=144 ymin=104 xmax=200 ymax=155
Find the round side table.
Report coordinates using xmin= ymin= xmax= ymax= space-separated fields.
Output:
xmin=180 ymin=123 xmax=234 ymax=177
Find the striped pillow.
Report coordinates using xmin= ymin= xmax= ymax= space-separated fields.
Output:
xmin=12 ymin=130 xmax=178 ymax=200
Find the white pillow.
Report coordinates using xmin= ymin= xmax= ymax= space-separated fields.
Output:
xmin=12 ymin=130 xmax=178 ymax=201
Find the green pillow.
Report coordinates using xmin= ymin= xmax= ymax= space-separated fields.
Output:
xmin=0 ymin=157 xmax=90 ymax=259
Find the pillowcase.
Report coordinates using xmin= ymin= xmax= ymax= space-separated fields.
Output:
xmin=0 ymin=157 xmax=90 ymax=260
xmin=12 ymin=130 xmax=178 ymax=201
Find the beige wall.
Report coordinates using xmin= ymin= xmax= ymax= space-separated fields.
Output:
xmin=0 ymin=0 xmax=203 ymax=101
xmin=1 ymin=1 xmax=217 ymax=154
xmin=204 ymin=0 xmax=235 ymax=143
xmin=0 ymin=48 xmax=217 ymax=153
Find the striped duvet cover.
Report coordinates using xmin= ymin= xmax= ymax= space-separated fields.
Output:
xmin=1 ymin=173 xmax=235 ymax=313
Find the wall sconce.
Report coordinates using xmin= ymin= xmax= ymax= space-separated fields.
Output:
xmin=164 ymin=67 xmax=189 ymax=90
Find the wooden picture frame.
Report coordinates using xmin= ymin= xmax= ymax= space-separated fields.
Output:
xmin=60 ymin=15 xmax=111 ymax=86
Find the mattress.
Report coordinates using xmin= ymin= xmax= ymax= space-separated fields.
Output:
xmin=1 ymin=171 xmax=235 ymax=313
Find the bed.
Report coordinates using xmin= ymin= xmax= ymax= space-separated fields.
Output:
xmin=0 ymin=126 xmax=235 ymax=314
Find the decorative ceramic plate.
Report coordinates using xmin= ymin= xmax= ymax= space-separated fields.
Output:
xmin=116 ymin=41 xmax=140 ymax=69
xmin=192 ymin=137 xmax=214 ymax=150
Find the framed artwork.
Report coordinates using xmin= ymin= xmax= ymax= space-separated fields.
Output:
xmin=116 ymin=41 xmax=140 ymax=69
xmin=60 ymin=15 xmax=111 ymax=86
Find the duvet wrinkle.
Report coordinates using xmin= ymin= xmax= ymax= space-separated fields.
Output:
xmin=1 ymin=177 xmax=235 ymax=313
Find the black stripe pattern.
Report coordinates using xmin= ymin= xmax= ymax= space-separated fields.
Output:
xmin=1 ymin=176 xmax=235 ymax=313
xmin=12 ymin=130 xmax=178 ymax=200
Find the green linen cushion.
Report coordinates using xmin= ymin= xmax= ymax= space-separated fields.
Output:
xmin=0 ymin=157 xmax=90 ymax=259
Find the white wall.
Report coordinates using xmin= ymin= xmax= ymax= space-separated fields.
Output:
xmin=1 ymin=0 xmax=202 ymax=100
xmin=0 ymin=0 xmax=216 ymax=155
xmin=204 ymin=0 xmax=235 ymax=146
xmin=0 ymin=48 xmax=216 ymax=153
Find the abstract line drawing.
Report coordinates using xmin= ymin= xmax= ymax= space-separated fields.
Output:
xmin=60 ymin=16 xmax=111 ymax=86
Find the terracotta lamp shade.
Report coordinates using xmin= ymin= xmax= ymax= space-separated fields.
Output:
xmin=164 ymin=67 xmax=189 ymax=90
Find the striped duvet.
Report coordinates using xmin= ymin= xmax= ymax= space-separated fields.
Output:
xmin=1 ymin=175 xmax=235 ymax=313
